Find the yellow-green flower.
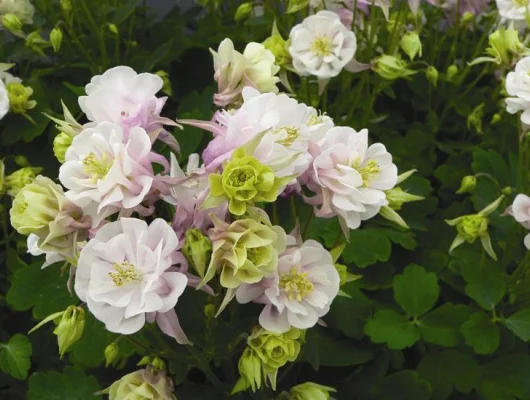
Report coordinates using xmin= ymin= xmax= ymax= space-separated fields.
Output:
xmin=248 ymin=328 xmax=302 ymax=371
xmin=5 ymin=166 xmax=42 ymax=196
xmin=104 ymin=342 xmax=120 ymax=368
xmin=373 ymin=55 xmax=416 ymax=80
xmin=182 ymin=228 xmax=212 ymax=279
xmin=289 ymin=382 xmax=336 ymax=400
xmin=471 ymin=26 xmax=530 ymax=66
xmin=204 ymin=148 xmax=288 ymax=215
xmin=237 ymin=347 xmax=263 ymax=393
xmin=446 ymin=195 xmax=504 ymax=260
xmin=201 ymin=214 xmax=287 ymax=289
xmin=6 ymin=82 xmax=36 ymax=114
xmin=100 ymin=368 xmax=176 ymax=400
xmin=263 ymin=21 xmax=291 ymax=67
xmin=53 ymin=132 xmax=73 ymax=163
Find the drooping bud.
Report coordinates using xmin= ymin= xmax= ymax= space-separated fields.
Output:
xmin=204 ymin=304 xmax=216 ymax=319
xmin=288 ymin=382 xmax=336 ymax=400
xmin=25 ymin=31 xmax=50 ymax=57
xmin=105 ymin=342 xmax=120 ymax=368
xmin=6 ymin=82 xmax=36 ymax=114
xmin=50 ymin=27 xmax=63 ymax=52
xmin=467 ymin=103 xmax=484 ymax=135
xmin=53 ymin=132 xmax=73 ymax=163
xmin=373 ymin=55 xmax=416 ymax=80
xmin=5 ymin=166 xmax=41 ymax=196
xmin=456 ymin=175 xmax=477 ymax=194
xmin=54 ymin=305 xmax=85 ymax=357
xmin=99 ymin=368 xmax=175 ymax=400
xmin=400 ymin=31 xmax=422 ymax=61
xmin=263 ymin=21 xmax=291 ymax=67
xmin=446 ymin=64 xmax=459 ymax=82
xmin=425 ymin=66 xmax=439 ymax=87
xmin=234 ymin=2 xmax=253 ymax=21
xmin=1 ymin=14 xmax=23 ymax=36
xmin=182 ymin=228 xmax=212 ymax=279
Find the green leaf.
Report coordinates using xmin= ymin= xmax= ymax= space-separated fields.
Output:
xmin=6 ymin=262 xmax=73 ymax=319
xmin=369 ymin=370 xmax=432 ymax=400
xmin=461 ymin=260 xmax=506 ymax=310
xmin=327 ymin=283 xmax=372 ymax=339
xmin=382 ymin=228 xmax=418 ymax=250
xmin=300 ymin=327 xmax=374 ymax=370
xmin=478 ymin=355 xmax=530 ymax=400
xmin=27 ymin=367 xmax=102 ymax=400
xmin=418 ymin=303 xmax=470 ymax=347
xmin=109 ymin=0 xmax=138 ymax=24
xmin=504 ymin=309 xmax=530 ymax=341
xmin=342 ymin=228 xmax=391 ymax=268
xmin=393 ymin=264 xmax=439 ymax=318
xmin=365 ymin=310 xmax=420 ymax=350
xmin=461 ymin=311 xmax=500 ymax=354
xmin=0 ymin=334 xmax=32 ymax=380
xmin=70 ymin=313 xmax=117 ymax=368
xmin=417 ymin=350 xmax=480 ymax=400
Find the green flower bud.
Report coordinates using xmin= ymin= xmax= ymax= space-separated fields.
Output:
xmin=155 ymin=70 xmax=173 ymax=97
xmin=385 ymin=187 xmax=424 ymax=210
xmin=289 ymin=382 xmax=336 ymax=400
xmin=50 ymin=27 xmax=63 ymax=52
xmin=491 ymin=113 xmax=502 ymax=124
xmin=502 ymin=186 xmax=513 ymax=196
xmin=25 ymin=31 xmax=50 ymax=56
xmin=235 ymin=2 xmax=253 ymax=21
xmin=373 ymin=55 xmax=416 ymax=81
xmin=286 ymin=0 xmax=309 ymax=13
xmin=238 ymin=347 xmax=263 ymax=392
xmin=467 ymin=103 xmax=484 ymax=135
xmin=182 ymin=228 xmax=212 ymax=279
xmin=53 ymin=132 xmax=73 ymax=163
xmin=107 ymin=23 xmax=118 ymax=35
xmin=105 ymin=343 xmax=120 ymax=368
xmin=446 ymin=64 xmax=458 ymax=82
xmin=400 ymin=31 xmax=422 ymax=61
xmin=263 ymin=22 xmax=291 ymax=67
xmin=0 ymin=159 xmax=5 ymax=195
xmin=204 ymin=147 xmax=289 ymax=215
xmin=203 ymin=215 xmax=286 ymax=289
xmin=1 ymin=13 xmax=23 ymax=35
xmin=335 ymin=263 xmax=348 ymax=286
xmin=101 ymin=368 xmax=175 ymax=400
xmin=5 ymin=166 xmax=41 ymax=196
xmin=486 ymin=27 xmax=527 ymax=65
xmin=460 ymin=11 xmax=474 ymax=25
xmin=456 ymin=214 xmax=488 ymax=242
xmin=425 ymin=66 xmax=439 ymax=87
xmin=456 ymin=175 xmax=477 ymax=194
xmin=204 ymin=304 xmax=216 ymax=319
xmin=6 ymin=82 xmax=36 ymax=114
xmin=14 ymin=155 xmax=28 ymax=167
xmin=60 ymin=0 xmax=72 ymax=13
xmin=53 ymin=305 xmax=85 ymax=357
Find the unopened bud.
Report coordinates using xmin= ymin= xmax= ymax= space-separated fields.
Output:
xmin=105 ymin=342 xmax=120 ymax=368
xmin=5 ymin=166 xmax=41 ymax=196
xmin=182 ymin=228 xmax=212 ymax=279
xmin=14 ymin=155 xmax=28 ymax=167
xmin=1 ymin=14 xmax=23 ymax=35
xmin=235 ymin=2 xmax=253 ymax=21
xmin=446 ymin=64 xmax=459 ymax=82
xmin=467 ymin=103 xmax=484 ymax=135
xmin=54 ymin=305 xmax=85 ymax=357
xmin=60 ymin=0 xmax=73 ymax=13
xmin=400 ymin=31 xmax=422 ymax=61
xmin=461 ymin=11 xmax=474 ymax=25
xmin=107 ymin=23 xmax=118 ymax=35
xmin=289 ymin=382 xmax=336 ymax=400
xmin=53 ymin=132 xmax=73 ymax=163
xmin=204 ymin=304 xmax=216 ymax=319
xmin=7 ymin=82 xmax=36 ymax=114
xmin=425 ymin=66 xmax=439 ymax=87
xmin=502 ymin=186 xmax=513 ymax=195
xmin=50 ymin=27 xmax=63 ymax=52
xmin=491 ymin=113 xmax=502 ymax=124
xmin=456 ymin=175 xmax=477 ymax=194
xmin=373 ymin=55 xmax=416 ymax=80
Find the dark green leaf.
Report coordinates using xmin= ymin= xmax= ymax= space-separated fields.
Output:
xmin=393 ymin=264 xmax=439 ymax=318
xmin=368 ymin=370 xmax=432 ymax=400
xmin=343 ymin=228 xmax=391 ymax=268
xmin=327 ymin=283 xmax=372 ymax=339
xmin=418 ymin=303 xmax=470 ymax=347
xmin=0 ymin=334 xmax=32 ymax=380
xmin=27 ymin=367 xmax=102 ymax=400
xmin=461 ymin=311 xmax=500 ymax=354
xmin=504 ymin=309 xmax=530 ymax=341
xmin=478 ymin=355 xmax=530 ymax=400
xmin=365 ymin=310 xmax=420 ymax=350
xmin=461 ymin=259 xmax=506 ymax=310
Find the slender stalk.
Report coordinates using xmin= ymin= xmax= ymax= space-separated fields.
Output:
xmin=289 ymin=196 xmax=297 ymax=226
xmin=302 ymin=209 xmax=315 ymax=238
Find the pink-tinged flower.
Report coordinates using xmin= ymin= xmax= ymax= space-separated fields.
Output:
xmin=75 ymin=218 xmax=190 ymax=343
xmin=236 ymin=240 xmax=340 ymax=333
xmin=164 ymin=153 xmax=227 ymax=241
xmin=79 ymin=66 xmax=179 ymax=152
xmin=59 ymin=122 xmax=164 ymax=226
xmin=506 ymin=57 xmax=530 ymax=124
xmin=507 ymin=194 xmax=530 ymax=249
xmin=304 ymin=127 xmax=398 ymax=232
xmin=181 ymin=87 xmax=333 ymax=178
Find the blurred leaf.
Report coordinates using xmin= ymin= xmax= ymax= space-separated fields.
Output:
xmin=27 ymin=367 xmax=102 ymax=400
xmin=368 ymin=370 xmax=432 ymax=400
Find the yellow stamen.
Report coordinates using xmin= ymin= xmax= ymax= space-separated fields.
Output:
xmin=357 ymin=159 xmax=381 ymax=186
xmin=83 ymin=152 xmax=112 ymax=182
xmin=109 ymin=261 xmax=141 ymax=287
xmin=279 ymin=267 xmax=314 ymax=302
xmin=513 ymin=0 xmax=528 ymax=7
xmin=274 ymin=126 xmax=300 ymax=147
xmin=311 ymin=36 xmax=333 ymax=57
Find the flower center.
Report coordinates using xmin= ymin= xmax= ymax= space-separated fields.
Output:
xmin=227 ymin=166 xmax=254 ymax=187
xmin=513 ymin=0 xmax=528 ymax=7
xmin=109 ymin=261 xmax=142 ymax=287
xmin=83 ymin=152 xmax=112 ymax=181
xmin=457 ymin=215 xmax=488 ymax=242
xmin=279 ymin=267 xmax=314 ymax=302
xmin=247 ymin=247 xmax=265 ymax=265
xmin=274 ymin=126 xmax=299 ymax=147
xmin=307 ymin=113 xmax=327 ymax=126
xmin=358 ymin=159 xmax=381 ymax=186
xmin=311 ymin=36 xmax=333 ymax=57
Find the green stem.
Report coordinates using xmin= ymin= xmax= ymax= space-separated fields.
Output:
xmin=289 ymin=196 xmax=297 ymax=226
xmin=302 ymin=209 xmax=315 ymax=238
xmin=187 ymin=347 xmax=226 ymax=393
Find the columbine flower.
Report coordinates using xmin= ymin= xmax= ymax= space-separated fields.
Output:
xmin=446 ymin=195 xmax=504 ymax=260
xmin=0 ymin=79 xmax=8 ymax=120
xmin=78 ymin=66 xmax=179 ymax=151
xmin=211 ymin=38 xmax=280 ymax=107
xmin=289 ymin=11 xmax=357 ymax=78
xmin=506 ymin=57 xmax=530 ymax=124
xmin=496 ymin=0 xmax=529 ymax=23
xmin=304 ymin=127 xmax=398 ymax=233
xmin=59 ymin=122 xmax=164 ymax=225
xmin=203 ymin=214 xmax=287 ymax=289
xmin=164 ymin=153 xmax=227 ymax=241
xmin=182 ymin=228 xmax=212 ymax=279
xmin=100 ymin=367 xmax=175 ymax=400
xmin=10 ymin=176 xmax=90 ymax=256
xmin=6 ymin=81 xmax=36 ymax=114
xmin=236 ymin=240 xmax=340 ymax=333
xmin=75 ymin=218 xmax=190 ymax=342
xmin=203 ymin=147 xmax=291 ymax=215
xmin=4 ymin=166 xmax=41 ymax=196
xmin=470 ymin=26 xmax=529 ymax=66
xmin=289 ymin=382 xmax=337 ymax=400
xmin=507 ymin=193 xmax=530 ymax=249
xmin=0 ymin=0 xmax=34 ymax=25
